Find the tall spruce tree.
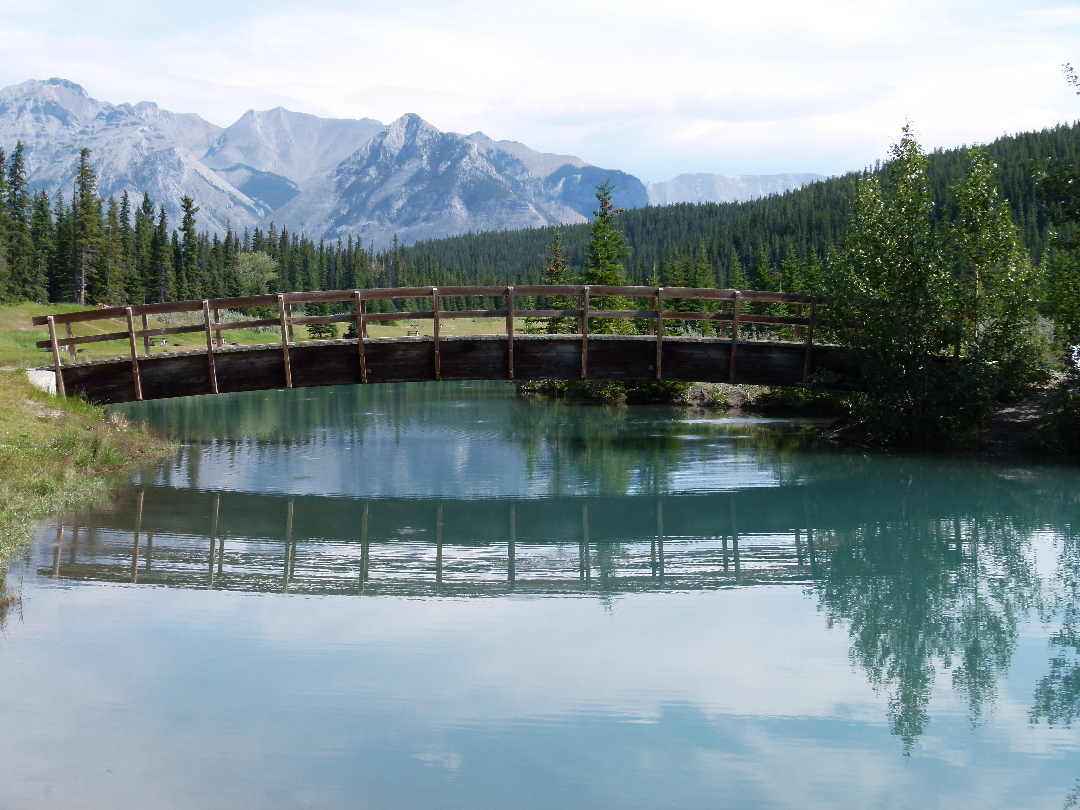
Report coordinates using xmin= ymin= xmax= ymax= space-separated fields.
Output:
xmin=541 ymin=230 xmax=575 ymax=334
xmin=178 ymin=195 xmax=200 ymax=299
xmin=73 ymin=148 xmax=101 ymax=304
xmin=27 ymin=191 xmax=52 ymax=303
xmin=584 ymin=180 xmax=630 ymax=333
xmin=6 ymin=141 xmax=36 ymax=299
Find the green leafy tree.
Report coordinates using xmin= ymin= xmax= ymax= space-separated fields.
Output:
xmin=948 ymin=148 xmax=1044 ymax=398
xmin=824 ymin=126 xmax=991 ymax=446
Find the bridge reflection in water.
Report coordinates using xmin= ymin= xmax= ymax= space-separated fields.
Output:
xmin=43 ymin=487 xmax=827 ymax=596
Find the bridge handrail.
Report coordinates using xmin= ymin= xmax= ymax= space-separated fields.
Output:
xmin=33 ymin=285 xmax=816 ymax=399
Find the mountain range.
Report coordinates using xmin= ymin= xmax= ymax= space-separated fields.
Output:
xmin=0 ymin=78 xmax=824 ymax=247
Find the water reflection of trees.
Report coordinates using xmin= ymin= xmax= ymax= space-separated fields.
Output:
xmin=814 ymin=516 xmax=1040 ymax=750
xmin=509 ymin=397 xmax=828 ymax=496
xmin=1031 ymin=525 xmax=1080 ymax=728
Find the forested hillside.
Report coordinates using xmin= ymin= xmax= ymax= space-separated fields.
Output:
xmin=0 ymin=123 xmax=1078 ymax=308
xmin=402 ymin=122 xmax=1080 ymax=287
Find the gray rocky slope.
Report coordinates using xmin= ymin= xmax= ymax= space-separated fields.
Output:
xmin=0 ymin=78 xmax=822 ymax=247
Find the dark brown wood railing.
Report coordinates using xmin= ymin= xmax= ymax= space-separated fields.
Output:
xmin=33 ymin=285 xmax=814 ymax=400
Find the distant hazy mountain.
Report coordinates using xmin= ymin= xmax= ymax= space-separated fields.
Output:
xmin=201 ymin=107 xmax=386 ymax=184
xmin=0 ymin=78 xmax=822 ymax=247
xmin=646 ymin=173 xmax=825 ymax=206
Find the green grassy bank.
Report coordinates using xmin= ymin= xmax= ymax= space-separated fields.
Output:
xmin=0 ymin=303 xmax=177 ymax=558
xmin=0 ymin=369 xmax=176 ymax=557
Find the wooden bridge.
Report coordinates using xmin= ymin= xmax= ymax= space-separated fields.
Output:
xmin=33 ymin=285 xmax=853 ymax=404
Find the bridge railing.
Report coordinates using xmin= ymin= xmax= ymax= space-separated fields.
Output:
xmin=33 ymin=286 xmax=814 ymax=398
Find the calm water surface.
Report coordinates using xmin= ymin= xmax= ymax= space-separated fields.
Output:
xmin=2 ymin=382 xmax=1079 ymax=809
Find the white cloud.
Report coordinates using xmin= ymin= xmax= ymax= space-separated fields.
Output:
xmin=0 ymin=0 xmax=1078 ymax=179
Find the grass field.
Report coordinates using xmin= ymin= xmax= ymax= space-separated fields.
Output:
xmin=1 ymin=302 xmax=520 ymax=371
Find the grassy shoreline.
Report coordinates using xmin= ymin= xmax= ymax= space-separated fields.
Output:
xmin=0 ymin=369 xmax=176 ymax=559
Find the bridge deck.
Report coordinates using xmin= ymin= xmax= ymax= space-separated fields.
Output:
xmin=32 ymin=285 xmax=854 ymax=404
xmin=53 ymin=334 xmax=853 ymax=404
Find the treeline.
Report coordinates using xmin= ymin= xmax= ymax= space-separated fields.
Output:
xmin=402 ymin=121 xmax=1080 ymax=288
xmin=0 ymin=148 xmax=520 ymax=309
xmin=1 ymin=121 xmax=1078 ymax=315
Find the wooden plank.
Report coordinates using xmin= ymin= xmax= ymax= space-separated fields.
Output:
xmin=738 ymin=290 xmax=812 ymax=304
xmin=729 ymin=292 xmax=740 ymax=384
xmin=655 ymin=288 xmax=664 ymax=380
xmin=580 ymin=288 xmax=590 ymax=379
xmin=358 ymin=286 xmax=435 ymax=300
xmin=125 ymin=307 xmax=143 ymax=401
xmin=588 ymin=285 xmax=660 ymax=298
xmin=47 ymin=316 xmax=65 ymax=397
xmin=431 ymin=285 xmax=510 ymax=297
xmin=432 ymin=288 xmax=441 ymax=381
xmin=210 ymin=318 xmax=280 ymax=332
xmin=277 ymin=295 xmax=293 ymax=389
xmin=289 ymin=313 xmax=354 ymax=327
xmin=506 ymin=287 xmax=514 ymax=380
xmin=32 ymin=300 xmax=201 ymax=326
xmin=436 ymin=310 xmax=502 ymax=320
xmin=202 ymin=300 xmax=219 ymax=395
xmin=354 ymin=291 xmax=367 ymax=383
xmin=517 ymin=309 xmax=584 ymax=319
xmin=654 ymin=287 xmax=736 ymax=301
xmin=363 ymin=311 xmax=435 ymax=323
xmin=510 ymin=285 xmax=586 ymax=297
xmin=280 ymin=290 xmax=355 ymax=305
xmin=585 ymin=309 xmax=657 ymax=319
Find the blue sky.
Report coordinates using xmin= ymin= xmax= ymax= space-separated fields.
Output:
xmin=1 ymin=0 xmax=1078 ymax=180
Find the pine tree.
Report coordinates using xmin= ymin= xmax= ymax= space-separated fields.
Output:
xmin=584 ymin=181 xmax=630 ymax=333
xmin=50 ymin=190 xmax=74 ymax=303
xmin=73 ymin=148 xmax=102 ymax=304
xmin=177 ymin=195 xmax=201 ymax=299
xmin=152 ymin=206 xmax=175 ymax=302
xmin=0 ymin=148 xmax=10 ymax=299
xmin=540 ymin=230 xmax=575 ymax=334
xmin=6 ymin=142 xmax=36 ymax=299
xmin=134 ymin=193 xmax=155 ymax=303
xmin=27 ymin=191 xmax=52 ymax=303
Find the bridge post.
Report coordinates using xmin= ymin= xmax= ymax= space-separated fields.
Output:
xmin=728 ymin=291 xmax=741 ymax=384
xmin=141 ymin=314 xmax=151 ymax=355
xmin=353 ymin=291 xmax=368 ymax=383
xmin=65 ymin=322 xmax=76 ymax=361
xmin=277 ymin=295 xmax=293 ymax=388
xmin=506 ymin=286 xmax=514 ymax=380
xmin=201 ymin=300 xmax=219 ymax=395
xmin=46 ymin=316 xmax=66 ymax=397
xmin=579 ymin=287 xmax=590 ymax=379
xmin=432 ymin=287 xmax=441 ymax=381
xmin=508 ymin=505 xmax=516 ymax=586
xmin=802 ymin=302 xmax=815 ymax=383
xmin=655 ymin=287 xmax=664 ymax=380
xmin=124 ymin=307 xmax=143 ymax=401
